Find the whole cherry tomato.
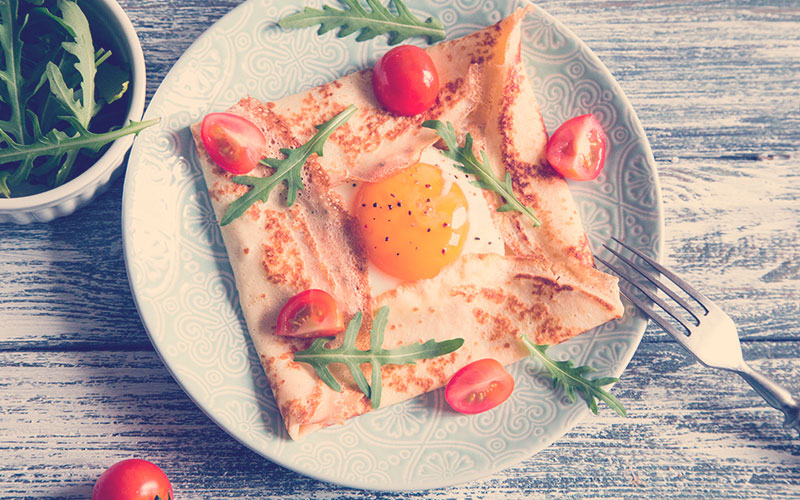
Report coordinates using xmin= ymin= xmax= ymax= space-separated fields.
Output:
xmin=372 ymin=45 xmax=440 ymax=116
xmin=445 ymin=358 xmax=514 ymax=414
xmin=545 ymin=113 xmax=608 ymax=181
xmin=276 ymin=289 xmax=345 ymax=338
xmin=91 ymin=459 xmax=173 ymax=500
xmin=200 ymin=112 xmax=266 ymax=174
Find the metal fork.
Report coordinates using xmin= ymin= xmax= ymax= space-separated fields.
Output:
xmin=595 ymin=237 xmax=800 ymax=434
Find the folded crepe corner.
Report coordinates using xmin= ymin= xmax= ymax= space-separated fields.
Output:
xmin=190 ymin=7 xmax=623 ymax=440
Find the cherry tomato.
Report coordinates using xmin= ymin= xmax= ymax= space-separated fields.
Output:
xmin=445 ymin=358 xmax=514 ymax=414
xmin=276 ymin=289 xmax=345 ymax=338
xmin=545 ymin=113 xmax=608 ymax=181
xmin=200 ymin=112 xmax=266 ymax=174
xmin=91 ymin=459 xmax=173 ymax=500
xmin=372 ymin=45 xmax=440 ymax=116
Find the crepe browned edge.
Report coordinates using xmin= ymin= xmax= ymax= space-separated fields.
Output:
xmin=190 ymin=7 xmax=623 ymax=439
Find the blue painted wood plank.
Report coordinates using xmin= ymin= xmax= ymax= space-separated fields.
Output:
xmin=0 ymin=342 xmax=797 ymax=499
xmin=1 ymin=0 xmax=798 ymax=347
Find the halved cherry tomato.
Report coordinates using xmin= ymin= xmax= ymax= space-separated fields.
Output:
xmin=372 ymin=45 xmax=440 ymax=116
xmin=445 ymin=358 xmax=514 ymax=414
xmin=545 ymin=113 xmax=608 ymax=181
xmin=276 ymin=289 xmax=345 ymax=338
xmin=200 ymin=112 xmax=266 ymax=174
xmin=91 ymin=459 xmax=172 ymax=500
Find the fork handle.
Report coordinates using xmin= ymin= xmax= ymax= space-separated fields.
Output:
xmin=736 ymin=364 xmax=800 ymax=435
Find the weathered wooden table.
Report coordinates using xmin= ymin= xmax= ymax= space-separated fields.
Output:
xmin=2 ymin=0 xmax=798 ymax=498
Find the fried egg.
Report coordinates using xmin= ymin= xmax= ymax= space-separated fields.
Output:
xmin=335 ymin=147 xmax=504 ymax=296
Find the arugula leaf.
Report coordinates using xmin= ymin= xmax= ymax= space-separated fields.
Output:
xmin=219 ymin=104 xmax=357 ymax=226
xmin=45 ymin=61 xmax=84 ymax=121
xmin=0 ymin=171 xmax=11 ymax=198
xmin=37 ymin=47 xmax=120 ymax=136
xmin=521 ymin=335 xmax=626 ymax=417
xmin=95 ymin=60 xmax=129 ymax=106
xmin=42 ymin=0 xmax=99 ymax=193
xmin=422 ymin=120 xmax=542 ymax=227
xmin=30 ymin=5 xmax=77 ymax=38
xmin=0 ymin=0 xmax=30 ymax=144
xmin=48 ymin=0 xmax=97 ymax=126
xmin=0 ymin=117 xmax=160 ymax=169
xmin=279 ymin=0 xmax=445 ymax=46
xmin=294 ymin=306 xmax=464 ymax=408
xmin=46 ymin=0 xmax=111 ymax=191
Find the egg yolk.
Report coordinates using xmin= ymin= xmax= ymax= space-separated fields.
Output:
xmin=353 ymin=163 xmax=469 ymax=281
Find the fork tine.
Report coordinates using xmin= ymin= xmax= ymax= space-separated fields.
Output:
xmin=610 ymin=237 xmax=711 ymax=313
xmin=602 ymin=244 xmax=704 ymax=324
xmin=594 ymin=255 xmax=693 ymax=336
xmin=617 ymin=288 xmax=694 ymax=344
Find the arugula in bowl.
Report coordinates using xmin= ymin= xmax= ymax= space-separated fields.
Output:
xmin=0 ymin=0 xmax=157 ymax=199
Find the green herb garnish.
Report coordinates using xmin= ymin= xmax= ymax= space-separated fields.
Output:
xmin=219 ymin=104 xmax=357 ymax=226
xmin=522 ymin=335 xmax=626 ymax=417
xmin=0 ymin=117 xmax=159 ymax=167
xmin=422 ymin=120 xmax=542 ymax=227
xmin=46 ymin=0 xmax=97 ymax=129
xmin=278 ymin=0 xmax=445 ymax=46
xmin=0 ymin=0 xmax=158 ymax=197
xmin=294 ymin=306 xmax=464 ymax=408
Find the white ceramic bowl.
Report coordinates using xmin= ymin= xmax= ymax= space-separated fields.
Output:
xmin=0 ymin=0 xmax=146 ymax=224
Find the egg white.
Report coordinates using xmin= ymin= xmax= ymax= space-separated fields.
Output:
xmin=334 ymin=146 xmax=505 ymax=296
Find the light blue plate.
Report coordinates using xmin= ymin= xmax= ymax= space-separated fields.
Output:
xmin=122 ymin=0 xmax=662 ymax=491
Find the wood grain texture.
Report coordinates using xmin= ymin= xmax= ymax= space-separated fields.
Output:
xmin=0 ymin=0 xmax=798 ymax=498
xmin=0 ymin=343 xmax=798 ymax=499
